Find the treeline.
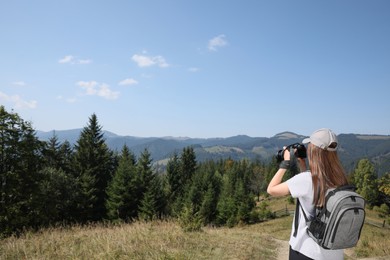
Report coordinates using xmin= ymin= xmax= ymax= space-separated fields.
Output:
xmin=1 ymin=106 xmax=389 ymax=238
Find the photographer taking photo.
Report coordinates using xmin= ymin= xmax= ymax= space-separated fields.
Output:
xmin=267 ymin=128 xmax=348 ymax=260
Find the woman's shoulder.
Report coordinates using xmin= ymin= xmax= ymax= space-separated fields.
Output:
xmin=286 ymin=171 xmax=313 ymax=197
xmin=294 ymin=170 xmax=312 ymax=181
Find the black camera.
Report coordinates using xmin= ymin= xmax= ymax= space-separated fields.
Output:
xmin=276 ymin=143 xmax=307 ymax=162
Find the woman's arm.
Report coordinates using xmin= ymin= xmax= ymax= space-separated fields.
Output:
xmin=267 ymin=168 xmax=290 ymax=196
xmin=267 ymin=147 xmax=292 ymax=197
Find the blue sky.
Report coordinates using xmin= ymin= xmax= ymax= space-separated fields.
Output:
xmin=1 ymin=0 xmax=389 ymax=138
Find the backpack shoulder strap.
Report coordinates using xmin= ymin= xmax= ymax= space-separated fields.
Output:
xmin=293 ymin=198 xmax=309 ymax=237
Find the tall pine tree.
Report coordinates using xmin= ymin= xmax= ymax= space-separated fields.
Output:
xmin=137 ymin=149 xmax=165 ymax=220
xmin=73 ymin=114 xmax=114 ymax=222
xmin=166 ymin=152 xmax=183 ymax=215
xmin=106 ymin=145 xmax=139 ymax=221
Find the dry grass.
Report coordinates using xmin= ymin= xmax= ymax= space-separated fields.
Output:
xmin=1 ymin=197 xmax=389 ymax=260
xmin=0 ymin=221 xmax=278 ymax=260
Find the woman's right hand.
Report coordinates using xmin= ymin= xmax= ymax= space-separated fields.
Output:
xmin=283 ymin=146 xmax=291 ymax=161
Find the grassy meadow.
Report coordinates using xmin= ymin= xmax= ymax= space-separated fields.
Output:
xmin=1 ymin=197 xmax=389 ymax=260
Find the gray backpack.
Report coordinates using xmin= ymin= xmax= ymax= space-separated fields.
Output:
xmin=294 ymin=185 xmax=366 ymax=250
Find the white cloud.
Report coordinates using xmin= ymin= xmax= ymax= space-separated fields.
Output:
xmin=58 ymin=55 xmax=92 ymax=65
xmin=12 ymin=81 xmax=26 ymax=86
xmin=132 ymin=54 xmax=154 ymax=67
xmin=58 ymin=55 xmax=74 ymax=64
xmin=208 ymin=34 xmax=228 ymax=51
xmin=119 ymin=78 xmax=139 ymax=86
xmin=132 ymin=54 xmax=169 ymax=68
xmin=77 ymin=81 xmax=119 ymax=100
xmin=0 ymin=91 xmax=37 ymax=109
xmin=154 ymin=55 xmax=169 ymax=68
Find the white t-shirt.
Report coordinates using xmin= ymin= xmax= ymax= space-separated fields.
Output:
xmin=286 ymin=171 xmax=344 ymax=260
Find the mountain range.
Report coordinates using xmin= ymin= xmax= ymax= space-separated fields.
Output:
xmin=36 ymin=129 xmax=390 ymax=177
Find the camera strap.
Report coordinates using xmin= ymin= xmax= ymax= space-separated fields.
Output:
xmin=289 ymin=146 xmax=296 ymax=161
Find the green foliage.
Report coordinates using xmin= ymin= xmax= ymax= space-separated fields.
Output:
xmin=36 ymin=167 xmax=79 ymax=225
xmin=73 ymin=114 xmax=115 ymax=222
xmin=106 ymin=145 xmax=139 ymax=221
xmin=257 ymin=201 xmax=274 ymax=221
xmin=137 ymin=149 xmax=166 ymax=220
xmin=178 ymin=203 xmax=203 ymax=232
xmin=5 ymin=108 xmax=390 ymax=239
xmin=215 ymin=160 xmax=256 ymax=227
xmin=378 ymin=172 xmax=390 ymax=205
xmin=138 ymin=188 xmax=157 ymax=221
xmin=166 ymin=148 xmax=198 ymax=216
xmin=354 ymin=159 xmax=380 ymax=206
xmin=199 ymin=183 xmax=217 ymax=224
xmin=0 ymin=106 xmax=45 ymax=236
xmin=378 ymin=204 xmax=390 ymax=218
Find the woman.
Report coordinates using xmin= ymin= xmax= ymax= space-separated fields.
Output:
xmin=267 ymin=128 xmax=348 ymax=260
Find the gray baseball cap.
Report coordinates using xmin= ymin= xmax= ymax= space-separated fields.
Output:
xmin=302 ymin=128 xmax=338 ymax=151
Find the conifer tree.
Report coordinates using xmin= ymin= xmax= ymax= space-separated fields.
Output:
xmin=37 ymin=166 xmax=78 ymax=225
xmin=137 ymin=149 xmax=166 ymax=219
xmin=216 ymin=174 xmax=236 ymax=226
xmin=166 ymin=152 xmax=184 ymax=215
xmin=199 ymin=182 xmax=217 ymax=224
xmin=73 ymin=114 xmax=114 ymax=221
xmin=58 ymin=140 xmax=74 ymax=175
xmin=43 ymin=134 xmax=62 ymax=168
xmin=138 ymin=149 xmax=154 ymax=191
xmin=106 ymin=145 xmax=139 ymax=221
xmin=234 ymin=179 xmax=253 ymax=223
xmin=39 ymin=133 xmax=79 ymax=224
xmin=138 ymin=187 xmax=157 ymax=221
xmin=42 ymin=134 xmax=74 ymax=174
xmin=180 ymin=146 xmax=197 ymax=183
xmin=0 ymin=106 xmax=44 ymax=235
xmin=167 ymin=153 xmax=181 ymax=198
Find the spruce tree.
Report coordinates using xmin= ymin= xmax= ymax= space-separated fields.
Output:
xmin=106 ymin=145 xmax=139 ymax=221
xmin=42 ymin=133 xmax=65 ymax=168
xmin=216 ymin=174 xmax=236 ymax=226
xmin=137 ymin=149 xmax=165 ymax=219
xmin=42 ymin=134 xmax=74 ymax=174
xmin=166 ymin=153 xmax=184 ymax=215
xmin=138 ymin=187 xmax=157 ymax=221
xmin=180 ymin=147 xmax=197 ymax=182
xmin=199 ymin=182 xmax=216 ymax=224
xmin=39 ymin=133 xmax=79 ymax=224
xmin=73 ymin=114 xmax=114 ymax=222
xmin=138 ymin=149 xmax=154 ymax=192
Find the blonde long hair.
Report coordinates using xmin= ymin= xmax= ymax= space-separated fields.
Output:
xmin=308 ymin=143 xmax=348 ymax=206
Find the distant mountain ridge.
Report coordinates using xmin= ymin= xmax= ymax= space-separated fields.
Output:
xmin=36 ymin=129 xmax=390 ymax=176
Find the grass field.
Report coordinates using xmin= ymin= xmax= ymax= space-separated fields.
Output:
xmin=0 ymin=197 xmax=389 ymax=260
xmin=0 ymin=221 xmax=279 ymax=260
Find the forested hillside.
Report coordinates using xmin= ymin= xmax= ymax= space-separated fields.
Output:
xmin=37 ymin=128 xmax=390 ymax=176
xmin=1 ymin=106 xmax=389 ymax=238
